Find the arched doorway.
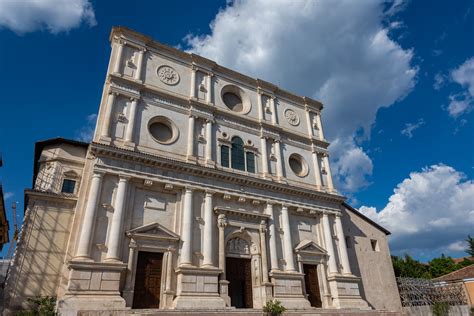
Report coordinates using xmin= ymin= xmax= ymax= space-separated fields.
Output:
xmin=226 ymin=237 xmax=253 ymax=308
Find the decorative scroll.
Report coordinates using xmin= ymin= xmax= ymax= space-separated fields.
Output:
xmin=397 ymin=277 xmax=467 ymax=307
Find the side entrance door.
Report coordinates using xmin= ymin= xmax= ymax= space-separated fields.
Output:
xmin=226 ymin=257 xmax=253 ymax=308
xmin=303 ymin=264 xmax=322 ymax=307
xmin=133 ymin=251 xmax=163 ymax=309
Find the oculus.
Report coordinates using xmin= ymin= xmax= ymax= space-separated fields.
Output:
xmin=284 ymin=108 xmax=300 ymax=126
xmin=221 ymin=85 xmax=251 ymax=114
xmin=289 ymin=153 xmax=309 ymax=177
xmin=157 ymin=65 xmax=179 ymax=85
xmin=148 ymin=116 xmax=179 ymax=145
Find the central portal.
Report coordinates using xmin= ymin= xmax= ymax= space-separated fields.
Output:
xmin=226 ymin=257 xmax=253 ymax=308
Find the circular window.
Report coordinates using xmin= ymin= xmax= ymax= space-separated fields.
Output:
xmin=289 ymin=154 xmax=309 ymax=177
xmin=221 ymin=85 xmax=251 ymax=114
xmin=223 ymin=92 xmax=243 ymax=112
xmin=148 ymin=116 xmax=179 ymax=145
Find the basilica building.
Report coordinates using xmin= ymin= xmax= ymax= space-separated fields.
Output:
xmin=4 ymin=27 xmax=401 ymax=315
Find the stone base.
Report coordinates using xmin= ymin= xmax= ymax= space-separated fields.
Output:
xmin=57 ymin=295 xmax=127 ymax=316
xmin=173 ymin=266 xmax=226 ymax=309
xmin=269 ymin=270 xmax=311 ymax=309
xmin=328 ymin=274 xmax=370 ymax=310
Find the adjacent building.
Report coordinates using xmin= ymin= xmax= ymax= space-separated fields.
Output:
xmin=4 ymin=27 xmax=401 ymax=315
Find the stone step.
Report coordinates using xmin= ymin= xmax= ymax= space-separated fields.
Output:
xmin=78 ymin=309 xmax=403 ymax=316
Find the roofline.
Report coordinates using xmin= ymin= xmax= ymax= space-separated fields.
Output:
xmin=32 ymin=138 xmax=89 ymax=188
xmin=343 ymin=202 xmax=391 ymax=235
xmin=109 ymin=26 xmax=324 ymax=111
xmin=433 ymin=264 xmax=474 ymax=281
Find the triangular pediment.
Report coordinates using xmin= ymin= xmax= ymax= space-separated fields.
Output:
xmin=126 ymin=222 xmax=179 ymax=241
xmin=295 ymin=239 xmax=327 ymax=255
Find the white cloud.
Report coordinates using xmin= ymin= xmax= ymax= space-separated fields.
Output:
xmin=401 ymin=118 xmax=425 ymax=138
xmin=76 ymin=113 xmax=97 ymax=142
xmin=433 ymin=72 xmax=445 ymax=90
xmin=445 ymin=57 xmax=474 ymax=118
xmin=0 ymin=0 xmax=96 ymax=34
xmin=330 ymin=137 xmax=373 ymax=192
xmin=360 ymin=164 xmax=474 ymax=256
xmin=3 ymin=192 xmax=14 ymax=200
xmin=186 ymin=0 xmax=417 ymax=193
xmin=447 ymin=241 xmax=466 ymax=252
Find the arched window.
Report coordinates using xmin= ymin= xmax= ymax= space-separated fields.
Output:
xmin=231 ymin=137 xmax=245 ymax=171
xmin=221 ymin=145 xmax=230 ymax=168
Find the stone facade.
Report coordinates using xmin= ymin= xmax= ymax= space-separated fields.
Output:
xmin=4 ymin=27 xmax=401 ymax=315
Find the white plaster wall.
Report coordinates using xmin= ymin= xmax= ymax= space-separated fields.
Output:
xmin=144 ymin=53 xmax=191 ymax=97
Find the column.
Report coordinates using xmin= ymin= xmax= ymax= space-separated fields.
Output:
xmin=281 ymin=205 xmax=296 ymax=271
xmin=187 ymin=115 xmax=195 ymax=158
xmin=202 ymin=192 xmax=214 ymax=267
xmin=260 ymin=136 xmax=269 ymax=176
xmin=124 ymin=97 xmax=138 ymax=143
xmin=106 ymin=175 xmax=130 ymax=261
xmin=217 ymin=214 xmax=227 ymax=278
xmin=259 ymin=220 xmax=269 ymax=283
xmin=322 ymin=212 xmax=338 ymax=274
xmin=323 ymin=154 xmax=335 ymax=192
xmin=75 ymin=171 xmax=104 ymax=259
xmin=190 ymin=66 xmax=197 ymax=98
xmin=206 ymin=73 xmax=213 ymax=104
xmin=165 ymin=248 xmax=174 ymax=291
xmin=257 ymin=91 xmax=264 ymax=121
xmin=334 ymin=214 xmax=352 ymax=275
xmin=112 ymin=40 xmax=124 ymax=74
xmin=274 ymin=140 xmax=283 ymax=180
xmin=134 ymin=48 xmax=145 ymax=81
xmin=305 ymin=110 xmax=313 ymax=137
xmin=267 ymin=204 xmax=279 ymax=271
xmin=270 ymin=96 xmax=277 ymax=125
xmin=180 ymin=188 xmax=194 ymax=266
xmin=312 ymin=150 xmax=323 ymax=189
xmin=315 ymin=112 xmax=325 ymax=140
xmin=205 ymin=119 xmax=213 ymax=163
xmin=101 ymin=92 xmax=118 ymax=138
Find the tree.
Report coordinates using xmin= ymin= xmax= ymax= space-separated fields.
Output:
xmin=428 ymin=254 xmax=457 ymax=278
xmin=466 ymin=235 xmax=474 ymax=257
xmin=392 ymin=254 xmax=431 ymax=278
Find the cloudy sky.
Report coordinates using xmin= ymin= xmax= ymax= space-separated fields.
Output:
xmin=0 ymin=0 xmax=472 ymax=261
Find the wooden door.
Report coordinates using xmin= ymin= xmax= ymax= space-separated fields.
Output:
xmin=303 ymin=264 xmax=322 ymax=307
xmin=226 ymin=257 xmax=253 ymax=308
xmin=133 ymin=252 xmax=163 ymax=309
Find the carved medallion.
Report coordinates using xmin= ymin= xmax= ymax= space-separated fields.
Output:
xmin=157 ymin=65 xmax=179 ymax=85
xmin=284 ymin=108 xmax=300 ymax=126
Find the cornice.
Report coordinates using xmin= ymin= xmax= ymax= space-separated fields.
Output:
xmin=89 ymin=142 xmax=346 ymax=205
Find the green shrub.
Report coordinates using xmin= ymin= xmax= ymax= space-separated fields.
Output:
xmin=432 ymin=302 xmax=449 ymax=316
xmin=16 ymin=296 xmax=57 ymax=316
xmin=263 ymin=299 xmax=287 ymax=315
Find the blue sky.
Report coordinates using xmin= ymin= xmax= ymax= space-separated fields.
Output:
xmin=0 ymin=0 xmax=472 ymax=261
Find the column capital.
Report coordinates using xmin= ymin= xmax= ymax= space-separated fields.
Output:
xmin=205 ymin=190 xmax=215 ymax=197
xmin=334 ymin=212 xmax=342 ymax=218
xmin=92 ymin=170 xmax=106 ymax=178
xmin=259 ymin=220 xmax=267 ymax=233
xmin=184 ymin=187 xmax=194 ymax=193
xmin=118 ymin=174 xmax=132 ymax=182
xmin=129 ymin=96 xmax=139 ymax=102
xmin=138 ymin=47 xmax=146 ymax=53
xmin=109 ymin=91 xmax=119 ymax=96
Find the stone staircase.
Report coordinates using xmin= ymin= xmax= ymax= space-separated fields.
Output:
xmin=78 ymin=309 xmax=404 ymax=316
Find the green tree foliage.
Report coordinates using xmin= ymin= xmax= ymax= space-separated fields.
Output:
xmin=392 ymin=254 xmax=431 ymax=278
xmin=428 ymin=254 xmax=458 ymax=278
xmin=466 ymin=235 xmax=474 ymax=256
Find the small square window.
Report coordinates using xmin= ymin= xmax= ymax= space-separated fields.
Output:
xmin=370 ymin=239 xmax=379 ymax=252
xmin=61 ymin=179 xmax=76 ymax=194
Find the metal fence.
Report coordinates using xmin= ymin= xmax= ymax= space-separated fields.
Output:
xmin=396 ymin=277 xmax=468 ymax=307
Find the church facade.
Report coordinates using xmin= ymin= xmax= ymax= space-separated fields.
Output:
xmin=4 ymin=27 xmax=401 ymax=315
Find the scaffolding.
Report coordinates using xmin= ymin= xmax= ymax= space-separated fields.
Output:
xmin=397 ymin=277 xmax=468 ymax=307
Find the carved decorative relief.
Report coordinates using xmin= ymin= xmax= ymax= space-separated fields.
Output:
xmin=157 ymin=65 xmax=180 ymax=85
xmin=227 ymin=237 xmax=250 ymax=255
xmin=284 ymin=108 xmax=300 ymax=126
